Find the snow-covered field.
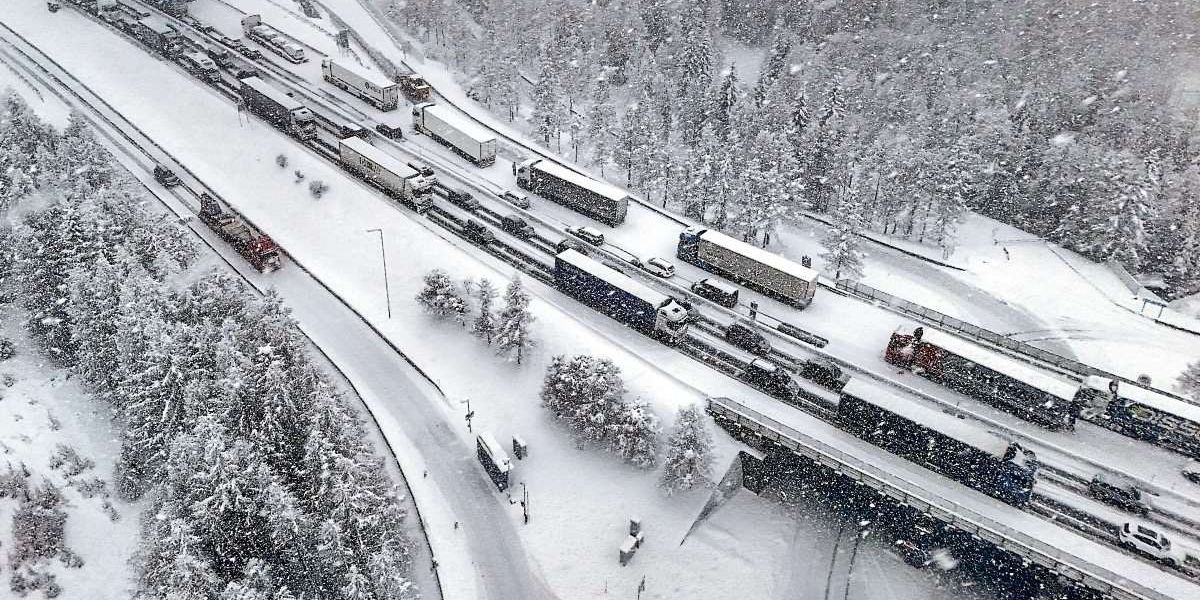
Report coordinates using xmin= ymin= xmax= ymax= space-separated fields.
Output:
xmin=0 ymin=3 xmax=1012 ymax=598
xmin=0 ymin=310 xmax=141 ymax=599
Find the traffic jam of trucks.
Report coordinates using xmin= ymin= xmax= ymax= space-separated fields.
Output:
xmin=411 ymin=102 xmax=498 ymax=166
xmin=241 ymin=14 xmax=305 ymax=63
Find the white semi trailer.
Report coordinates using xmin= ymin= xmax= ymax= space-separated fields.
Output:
xmin=411 ymin=102 xmax=497 ymax=166
xmin=321 ymin=59 xmax=400 ymax=111
xmin=337 ymin=137 xmax=434 ymax=212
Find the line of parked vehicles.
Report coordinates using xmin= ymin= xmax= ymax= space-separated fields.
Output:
xmin=78 ymin=1 xmax=1200 ymax=571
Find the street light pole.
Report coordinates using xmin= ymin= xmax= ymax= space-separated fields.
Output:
xmin=365 ymin=229 xmax=391 ymax=318
xmin=462 ymin=398 xmax=475 ymax=432
xmin=521 ymin=481 xmax=529 ymax=524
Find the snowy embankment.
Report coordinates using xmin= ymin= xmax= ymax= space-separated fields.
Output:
xmin=0 ymin=313 xmax=140 ymax=599
xmin=0 ymin=4 xmax=1014 ymax=599
xmin=330 ymin=0 xmax=1200 ymax=392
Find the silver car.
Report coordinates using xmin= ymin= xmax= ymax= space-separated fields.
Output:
xmin=501 ymin=190 xmax=530 ymax=209
xmin=643 ymin=257 xmax=675 ymax=278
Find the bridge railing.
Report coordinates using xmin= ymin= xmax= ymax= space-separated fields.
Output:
xmin=707 ymin=397 xmax=1156 ymax=600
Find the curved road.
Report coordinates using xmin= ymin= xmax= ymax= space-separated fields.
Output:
xmin=0 ymin=13 xmax=554 ymax=600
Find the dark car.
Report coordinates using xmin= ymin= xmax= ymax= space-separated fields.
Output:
xmin=376 ymin=123 xmax=404 ymax=140
xmin=691 ymin=278 xmax=739 ymax=308
xmin=407 ymin=160 xmax=435 ymax=177
xmin=464 ymin=219 xmax=495 ymax=244
xmin=800 ymin=358 xmax=849 ymax=391
xmin=725 ymin=322 xmax=770 ymax=356
xmin=1088 ymin=474 xmax=1150 ymax=516
xmin=236 ymin=42 xmax=263 ymax=60
xmin=744 ymin=358 xmax=799 ymax=402
xmin=447 ymin=189 xmax=480 ymax=212
xmin=1184 ymin=462 xmax=1200 ymax=485
xmin=500 ymin=214 xmax=535 ymax=240
xmin=153 ymin=164 xmax=180 ymax=187
xmin=556 ymin=237 xmax=589 ymax=256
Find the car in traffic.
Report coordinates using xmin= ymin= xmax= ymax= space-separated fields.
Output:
xmin=407 ymin=160 xmax=434 ymax=177
xmin=1118 ymin=522 xmax=1186 ymax=567
xmin=566 ymin=225 xmax=605 ymax=246
xmin=725 ymin=322 xmax=771 ymax=356
xmin=236 ymin=42 xmax=263 ymax=60
xmin=800 ymin=358 xmax=849 ymax=391
xmin=642 ymin=257 xmax=675 ymax=278
xmin=501 ymin=190 xmax=530 ymax=209
xmin=501 ymin=214 xmax=536 ymax=240
xmin=555 ymin=238 xmax=589 ymax=256
xmin=1088 ymin=474 xmax=1150 ymax=516
xmin=464 ymin=219 xmax=495 ymax=244
xmin=1183 ymin=461 xmax=1200 ymax=485
xmin=153 ymin=164 xmax=180 ymax=187
xmin=691 ymin=278 xmax=739 ymax=308
xmin=447 ymin=189 xmax=480 ymax=212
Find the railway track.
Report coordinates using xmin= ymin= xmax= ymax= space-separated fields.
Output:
xmin=44 ymin=1 xmax=1200 ymax=582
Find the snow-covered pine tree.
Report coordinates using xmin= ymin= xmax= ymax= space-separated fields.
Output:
xmin=472 ymin=277 xmax=499 ymax=345
xmin=606 ymin=397 xmax=661 ymax=468
xmin=714 ymin=63 xmax=740 ymax=139
xmin=541 ymin=354 xmax=626 ymax=442
xmin=415 ymin=269 xmax=467 ymax=323
xmin=659 ymin=404 xmax=715 ymax=494
xmin=494 ymin=276 xmax=535 ymax=364
xmin=820 ymin=176 xmax=867 ymax=281
xmin=1096 ymin=150 xmax=1152 ymax=270
xmin=587 ymin=77 xmax=617 ymax=175
xmin=532 ymin=48 xmax=564 ymax=148
xmin=1179 ymin=360 xmax=1200 ymax=402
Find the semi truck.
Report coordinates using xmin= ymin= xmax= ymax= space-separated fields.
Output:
xmin=135 ymin=16 xmax=182 ymax=56
xmin=321 ymin=59 xmax=400 ymax=111
xmin=677 ymin=226 xmax=819 ymax=308
xmin=337 ymin=137 xmax=434 ymax=212
xmin=515 ymin=158 xmax=630 ymax=225
xmin=241 ymin=14 xmax=304 ymax=63
xmin=198 ymin=193 xmax=282 ymax=272
xmin=553 ymin=249 xmax=690 ymax=343
xmin=411 ymin=103 xmax=497 ymax=166
xmin=181 ymin=51 xmax=219 ymax=82
xmin=238 ymin=77 xmax=317 ymax=141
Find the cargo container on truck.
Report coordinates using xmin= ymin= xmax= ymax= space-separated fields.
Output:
xmin=198 ymin=194 xmax=282 ymax=272
xmin=135 ymin=16 xmax=182 ymax=56
xmin=238 ymin=77 xmax=317 ymax=141
xmin=411 ymin=102 xmax=497 ymax=166
xmin=677 ymin=226 xmax=819 ymax=308
xmin=514 ymin=158 xmax=630 ymax=225
xmin=241 ymin=14 xmax=305 ymax=63
xmin=321 ymin=59 xmax=400 ymax=111
xmin=553 ymin=249 xmax=689 ymax=343
xmin=181 ymin=52 xmax=219 ymax=82
xmin=337 ymin=137 xmax=434 ymax=212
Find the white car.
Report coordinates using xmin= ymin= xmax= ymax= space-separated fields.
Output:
xmin=501 ymin=190 xmax=530 ymax=209
xmin=1118 ymin=522 xmax=1187 ymax=567
xmin=643 ymin=257 xmax=675 ymax=278
xmin=566 ymin=225 xmax=605 ymax=246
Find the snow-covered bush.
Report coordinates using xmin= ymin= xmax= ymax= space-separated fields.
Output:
xmin=1180 ymin=360 xmax=1200 ymax=402
xmin=11 ymin=482 xmax=67 ymax=563
xmin=309 ymin=179 xmax=329 ymax=198
xmin=415 ymin=269 xmax=467 ymax=323
xmin=660 ymin=404 xmax=715 ymax=494
xmin=541 ymin=355 xmax=661 ymax=466
xmin=275 ymin=153 xmax=288 ymax=168
xmin=0 ymin=337 xmax=14 ymax=361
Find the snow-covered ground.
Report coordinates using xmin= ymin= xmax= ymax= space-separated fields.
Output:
xmin=0 ymin=4 xmax=1014 ymax=598
xmin=0 ymin=310 xmax=141 ymax=600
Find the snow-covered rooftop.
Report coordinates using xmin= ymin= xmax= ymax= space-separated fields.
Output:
xmin=527 ymin=158 xmax=631 ymax=203
xmin=421 ymin=103 xmax=496 ymax=146
xmin=918 ymin=328 xmax=1080 ymax=401
xmin=239 ymin=76 xmax=305 ymax=112
xmin=339 ymin=136 xmax=419 ymax=180
xmin=841 ymin=378 xmax=1017 ymax=459
xmin=694 ymin=228 xmax=820 ymax=284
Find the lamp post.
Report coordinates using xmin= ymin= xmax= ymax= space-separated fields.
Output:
xmin=365 ymin=228 xmax=391 ymax=318
xmin=521 ymin=481 xmax=529 ymax=524
xmin=461 ymin=398 xmax=474 ymax=432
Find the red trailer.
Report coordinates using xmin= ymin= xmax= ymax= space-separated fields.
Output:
xmin=198 ymin=194 xmax=281 ymax=272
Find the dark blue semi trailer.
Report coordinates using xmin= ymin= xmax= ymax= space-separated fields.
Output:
xmin=553 ymin=249 xmax=689 ymax=342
